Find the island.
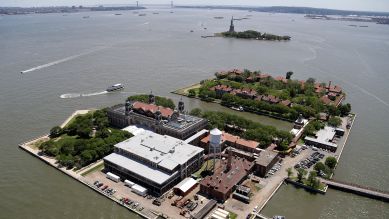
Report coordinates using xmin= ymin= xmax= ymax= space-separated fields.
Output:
xmin=22 ymin=84 xmax=389 ymax=219
xmin=214 ymin=17 xmax=291 ymax=41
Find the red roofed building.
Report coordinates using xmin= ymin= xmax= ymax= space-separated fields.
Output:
xmin=132 ymin=101 xmax=173 ymax=119
xmin=199 ymin=156 xmax=254 ymax=202
xmin=327 ymin=85 xmax=342 ymax=94
xmin=258 ymin=73 xmax=271 ymax=80
xmin=200 ymin=131 xmax=260 ymax=153
xmin=280 ymin=99 xmax=292 ymax=107
xmin=210 ymin=85 xmax=233 ymax=96
xmin=231 ymin=88 xmax=258 ymax=99
xmin=107 ymin=96 xmax=208 ymax=140
xmin=320 ymin=95 xmax=332 ymax=105
xmin=275 ymin=76 xmax=288 ymax=83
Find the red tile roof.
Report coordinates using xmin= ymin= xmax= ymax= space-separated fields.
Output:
xmin=258 ymin=73 xmax=271 ymax=79
xmin=211 ymin=85 xmax=233 ymax=92
xmin=280 ymin=100 xmax=291 ymax=106
xmin=201 ymin=132 xmax=259 ymax=150
xmin=132 ymin=101 xmax=174 ymax=118
xmin=328 ymin=85 xmax=342 ymax=93
xmin=320 ymin=95 xmax=332 ymax=105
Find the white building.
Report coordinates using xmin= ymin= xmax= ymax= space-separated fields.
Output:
xmin=104 ymin=130 xmax=204 ymax=195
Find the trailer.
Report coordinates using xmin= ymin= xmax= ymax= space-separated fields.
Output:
xmin=124 ymin=179 xmax=135 ymax=188
xmin=131 ymin=184 xmax=148 ymax=196
xmin=106 ymin=172 xmax=120 ymax=182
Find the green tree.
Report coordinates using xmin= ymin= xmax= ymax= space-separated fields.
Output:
xmin=325 ymin=156 xmax=337 ymax=169
xmin=286 ymin=71 xmax=294 ymax=80
xmin=307 ymin=171 xmax=318 ymax=188
xmin=96 ymin=128 xmax=110 ymax=138
xmin=328 ymin=117 xmax=342 ymax=127
xmin=339 ymin=103 xmax=351 ymax=116
xmin=188 ymin=89 xmax=196 ymax=97
xmin=190 ymin=108 xmax=202 ymax=117
xmin=297 ymin=168 xmax=307 ymax=182
xmin=50 ymin=126 xmax=63 ymax=138
xmin=286 ymin=167 xmax=293 ymax=178
xmin=306 ymin=78 xmax=316 ymax=84
xmin=314 ymin=162 xmax=326 ymax=172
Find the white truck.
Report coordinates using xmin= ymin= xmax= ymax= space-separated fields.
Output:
xmin=106 ymin=172 xmax=120 ymax=182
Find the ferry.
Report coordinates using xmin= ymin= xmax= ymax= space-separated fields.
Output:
xmin=231 ymin=106 xmax=244 ymax=112
xmin=106 ymin=84 xmax=124 ymax=92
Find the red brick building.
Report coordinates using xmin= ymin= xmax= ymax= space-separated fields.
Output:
xmin=199 ymin=157 xmax=254 ymax=202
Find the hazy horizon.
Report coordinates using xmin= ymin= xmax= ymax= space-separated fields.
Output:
xmin=1 ymin=0 xmax=389 ymax=13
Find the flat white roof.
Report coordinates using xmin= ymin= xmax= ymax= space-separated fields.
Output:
xmin=184 ymin=129 xmax=209 ymax=144
xmin=115 ymin=130 xmax=204 ymax=171
xmin=305 ymin=126 xmax=337 ymax=148
xmin=174 ymin=177 xmax=197 ymax=193
xmin=104 ymin=153 xmax=178 ymax=185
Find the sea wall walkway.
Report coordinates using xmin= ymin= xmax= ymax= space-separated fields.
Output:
xmin=321 ymin=179 xmax=389 ymax=202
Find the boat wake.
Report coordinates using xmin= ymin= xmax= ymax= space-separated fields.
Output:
xmin=60 ymin=91 xmax=108 ymax=99
xmin=20 ymin=47 xmax=105 ymax=74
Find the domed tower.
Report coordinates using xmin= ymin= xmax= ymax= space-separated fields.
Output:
xmin=149 ymin=91 xmax=155 ymax=104
xmin=178 ymin=98 xmax=185 ymax=113
xmin=125 ymin=100 xmax=131 ymax=116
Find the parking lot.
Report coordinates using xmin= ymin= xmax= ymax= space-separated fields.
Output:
xmin=83 ymin=170 xmax=212 ymax=219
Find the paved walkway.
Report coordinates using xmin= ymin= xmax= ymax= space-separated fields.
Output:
xmin=321 ymin=179 xmax=389 ymax=201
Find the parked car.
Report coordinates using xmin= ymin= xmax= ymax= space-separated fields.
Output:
xmin=190 ymin=202 xmax=198 ymax=211
xmin=153 ymin=199 xmax=161 ymax=206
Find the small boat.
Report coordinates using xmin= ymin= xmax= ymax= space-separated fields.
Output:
xmin=231 ymin=106 xmax=244 ymax=112
xmin=214 ymin=16 xmax=224 ymax=19
xmin=106 ymin=84 xmax=124 ymax=92
xmin=190 ymin=30 xmax=194 ymax=32
xmin=139 ymin=13 xmax=146 ymax=16
xmin=114 ymin=13 xmax=122 ymax=16
xmin=82 ymin=16 xmax=90 ymax=19
xmin=153 ymin=12 xmax=159 ymax=14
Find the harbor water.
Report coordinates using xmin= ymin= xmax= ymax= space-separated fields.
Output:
xmin=0 ymin=7 xmax=388 ymax=218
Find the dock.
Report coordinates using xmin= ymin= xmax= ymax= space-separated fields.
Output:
xmin=321 ymin=179 xmax=389 ymax=202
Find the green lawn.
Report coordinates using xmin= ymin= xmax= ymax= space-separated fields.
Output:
xmin=229 ymin=212 xmax=238 ymax=219
xmin=81 ymin=162 xmax=104 ymax=176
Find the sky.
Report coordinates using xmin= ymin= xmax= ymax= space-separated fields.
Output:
xmin=1 ymin=0 xmax=389 ymax=12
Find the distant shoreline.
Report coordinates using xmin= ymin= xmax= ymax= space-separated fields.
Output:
xmin=0 ymin=6 xmax=145 ymax=15
xmin=175 ymin=5 xmax=389 ymax=17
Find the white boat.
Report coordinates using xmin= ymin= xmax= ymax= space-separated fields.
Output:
xmin=106 ymin=83 xmax=124 ymax=92
xmin=231 ymin=106 xmax=244 ymax=111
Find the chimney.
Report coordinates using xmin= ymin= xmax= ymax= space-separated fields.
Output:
xmin=227 ymin=148 xmax=232 ymax=171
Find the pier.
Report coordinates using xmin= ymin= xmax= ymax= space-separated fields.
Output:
xmin=321 ymin=179 xmax=389 ymax=202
